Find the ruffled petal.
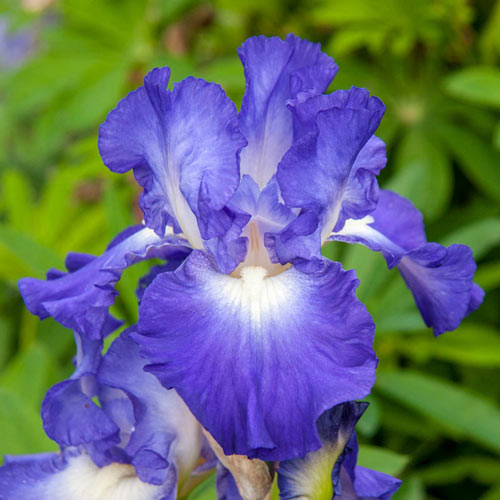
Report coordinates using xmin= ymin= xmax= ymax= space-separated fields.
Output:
xmin=41 ymin=379 xmax=119 ymax=450
xmin=0 ymin=452 xmax=172 ymax=500
xmin=18 ymin=225 xmax=190 ymax=340
xmin=238 ymin=34 xmax=338 ymax=189
xmin=336 ymin=434 xmax=401 ymax=500
xmin=331 ymin=190 xmax=483 ymax=335
xmin=41 ymin=329 xmax=120 ymax=452
xmin=97 ymin=331 xmax=203 ymax=488
xmin=351 ymin=466 xmax=402 ymax=500
xmin=98 ymin=68 xmax=248 ymax=268
xmin=134 ymin=251 xmax=376 ymax=460
xmin=277 ymin=402 xmax=367 ymax=500
xmin=272 ymin=88 xmax=385 ymax=269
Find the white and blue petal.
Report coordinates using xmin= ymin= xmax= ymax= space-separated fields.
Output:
xmin=98 ymin=68 xmax=248 ymax=271
xmin=270 ymin=87 xmax=385 ymax=269
xmin=238 ymin=34 xmax=338 ymax=189
xmin=18 ymin=225 xmax=190 ymax=340
xmin=331 ymin=190 xmax=484 ymax=335
xmin=134 ymin=250 xmax=376 ymax=461
xmin=97 ymin=331 xmax=203 ymax=489
xmin=0 ymin=451 xmax=173 ymax=500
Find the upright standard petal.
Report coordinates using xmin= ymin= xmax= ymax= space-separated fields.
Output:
xmin=270 ymin=88 xmax=385 ymax=269
xmin=238 ymin=34 xmax=338 ymax=189
xmin=98 ymin=68 xmax=248 ymax=263
xmin=288 ymin=88 xmax=387 ymax=231
xmin=18 ymin=225 xmax=190 ymax=340
xmin=331 ymin=190 xmax=483 ymax=335
xmin=134 ymin=251 xmax=376 ymax=460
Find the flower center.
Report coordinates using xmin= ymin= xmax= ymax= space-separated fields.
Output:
xmin=232 ymin=221 xmax=288 ymax=277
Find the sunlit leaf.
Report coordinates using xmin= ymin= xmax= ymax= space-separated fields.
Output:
xmin=377 ymin=371 xmax=500 ymax=454
xmin=387 ymin=127 xmax=452 ymax=221
xmin=445 ymin=66 xmax=500 ymax=109
xmin=434 ymin=121 xmax=500 ymax=202
xmin=358 ymin=444 xmax=409 ymax=476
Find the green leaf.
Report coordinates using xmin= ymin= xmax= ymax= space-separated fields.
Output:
xmin=0 ymin=342 xmax=58 ymax=409
xmin=433 ymin=122 xmax=500 ymax=202
xmin=0 ymin=387 xmax=56 ymax=459
xmin=358 ymin=444 xmax=409 ymax=476
xmin=444 ymin=66 xmax=500 ymax=109
xmin=387 ymin=128 xmax=452 ymax=221
xmin=387 ymin=324 xmax=500 ymax=367
xmin=0 ymin=225 xmax=64 ymax=280
xmin=475 ymin=260 xmax=500 ymax=291
xmin=392 ymin=477 xmax=425 ymax=500
xmin=1 ymin=169 xmax=34 ymax=231
xmin=376 ymin=371 xmax=500 ymax=454
xmin=480 ymin=481 xmax=500 ymax=500
xmin=187 ymin=473 xmax=217 ymax=499
xmin=357 ymin=394 xmax=381 ymax=437
xmin=417 ymin=456 xmax=500 ymax=485
xmin=340 ymin=243 xmax=390 ymax=303
xmin=441 ymin=217 xmax=500 ymax=259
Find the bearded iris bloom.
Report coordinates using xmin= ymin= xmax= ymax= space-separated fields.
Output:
xmin=11 ymin=34 xmax=482 ymax=495
xmin=0 ymin=328 xmax=212 ymax=499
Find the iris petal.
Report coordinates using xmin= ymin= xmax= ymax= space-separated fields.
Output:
xmin=238 ymin=34 xmax=338 ymax=189
xmin=134 ymin=250 xmax=376 ymax=460
xmin=0 ymin=452 xmax=171 ymax=500
xmin=98 ymin=332 xmax=203 ymax=487
xmin=271 ymin=87 xmax=385 ymax=270
xmin=98 ymin=68 xmax=247 ymax=268
xmin=277 ymin=402 xmax=367 ymax=500
xmin=331 ymin=190 xmax=483 ymax=335
xmin=18 ymin=225 xmax=190 ymax=340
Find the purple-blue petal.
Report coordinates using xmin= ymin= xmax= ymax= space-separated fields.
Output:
xmin=238 ymin=34 xmax=338 ymax=189
xmin=352 ymin=467 xmax=403 ymax=500
xmin=337 ymin=433 xmax=401 ymax=500
xmin=18 ymin=226 xmax=190 ymax=340
xmin=399 ymin=243 xmax=483 ymax=336
xmin=272 ymin=88 xmax=385 ymax=268
xmin=97 ymin=331 xmax=203 ymax=487
xmin=277 ymin=402 xmax=367 ymax=500
xmin=98 ymin=68 xmax=247 ymax=266
xmin=41 ymin=379 xmax=120 ymax=449
xmin=330 ymin=190 xmax=483 ymax=335
xmin=134 ymin=250 xmax=376 ymax=460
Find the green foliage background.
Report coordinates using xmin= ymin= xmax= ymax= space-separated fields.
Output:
xmin=0 ymin=0 xmax=500 ymax=498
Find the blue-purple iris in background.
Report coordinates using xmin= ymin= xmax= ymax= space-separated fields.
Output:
xmin=1 ymin=34 xmax=482 ymax=499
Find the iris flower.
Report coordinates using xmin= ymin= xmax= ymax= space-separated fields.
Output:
xmin=13 ymin=33 xmax=482 ymax=493
xmin=0 ymin=328 xmax=212 ymax=499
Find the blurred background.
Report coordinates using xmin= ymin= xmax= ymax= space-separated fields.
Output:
xmin=0 ymin=0 xmax=499 ymax=498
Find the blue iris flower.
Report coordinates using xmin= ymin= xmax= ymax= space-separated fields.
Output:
xmin=4 ymin=34 xmax=483 ymax=498
xmin=0 ymin=329 xmax=214 ymax=499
